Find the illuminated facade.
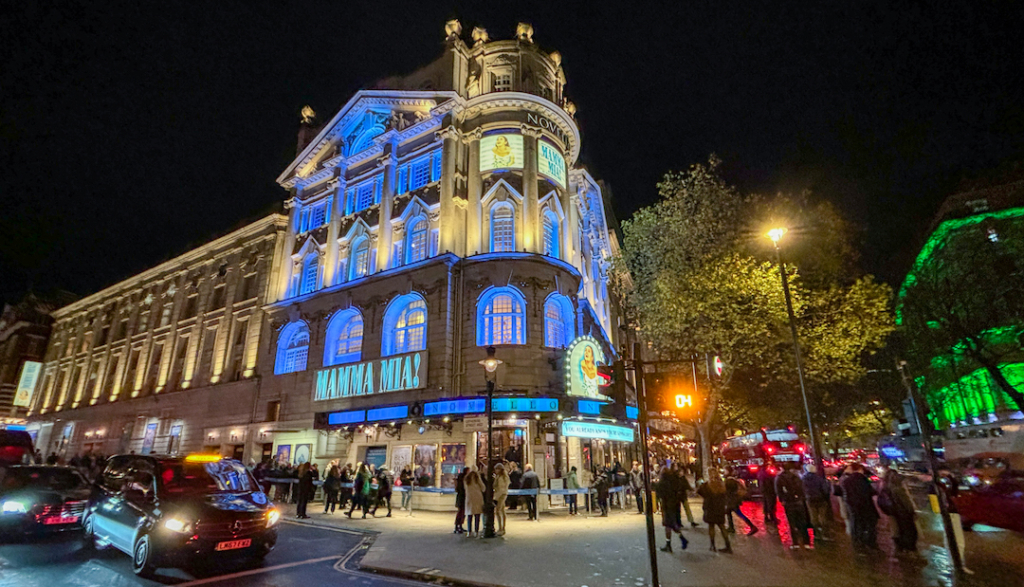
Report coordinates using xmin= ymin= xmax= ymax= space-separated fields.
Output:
xmin=258 ymin=21 xmax=627 ymax=505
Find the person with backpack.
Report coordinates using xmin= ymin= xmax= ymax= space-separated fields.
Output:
xmin=323 ymin=462 xmax=342 ymax=514
xmin=802 ymin=463 xmax=834 ymax=541
xmin=593 ymin=467 xmax=611 ymax=517
xmin=776 ymin=462 xmax=811 ymax=549
xmin=346 ymin=463 xmax=370 ymax=518
xmin=880 ymin=469 xmax=918 ymax=553
xmin=657 ymin=464 xmax=689 ymax=553
xmin=725 ymin=466 xmax=757 ymax=535
xmin=371 ymin=466 xmax=393 ymax=517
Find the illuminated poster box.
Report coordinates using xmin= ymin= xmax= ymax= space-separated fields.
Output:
xmin=537 ymin=141 xmax=566 ymax=188
xmin=561 ymin=421 xmax=635 ymax=442
xmin=479 ymin=134 xmax=524 ymax=172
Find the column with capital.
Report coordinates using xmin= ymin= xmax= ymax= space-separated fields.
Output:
xmin=437 ymin=125 xmax=460 ymax=255
xmin=464 ymin=128 xmax=483 ymax=255
xmin=569 ymin=186 xmax=583 ymax=268
xmin=275 ymin=198 xmax=299 ymax=301
xmin=323 ymin=176 xmax=345 ymax=286
xmin=521 ymin=125 xmax=543 ymax=253
xmin=376 ymin=142 xmax=398 ymax=271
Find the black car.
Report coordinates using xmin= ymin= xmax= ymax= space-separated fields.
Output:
xmin=84 ymin=454 xmax=279 ymax=577
xmin=0 ymin=466 xmax=90 ymax=537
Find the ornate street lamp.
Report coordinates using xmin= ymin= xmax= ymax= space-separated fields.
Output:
xmin=478 ymin=346 xmax=502 ymax=538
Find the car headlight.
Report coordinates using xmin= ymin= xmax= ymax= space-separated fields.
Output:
xmin=1 ymin=500 xmax=28 ymax=514
xmin=266 ymin=508 xmax=280 ymax=528
xmin=163 ymin=517 xmax=193 ymax=533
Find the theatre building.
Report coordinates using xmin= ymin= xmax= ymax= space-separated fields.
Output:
xmin=256 ymin=21 xmax=634 ymax=507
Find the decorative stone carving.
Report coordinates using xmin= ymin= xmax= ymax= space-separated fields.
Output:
xmin=445 ymin=19 xmax=462 ymax=40
xmin=436 ymin=126 xmax=460 ymax=142
xmin=301 ymin=106 xmax=316 ymax=124
xmin=520 ymin=125 xmax=544 ymax=139
xmin=472 ymin=27 xmax=489 ymax=45
xmin=453 ymin=196 xmax=468 ymax=210
xmin=516 ymin=22 xmax=534 ymax=43
xmin=549 ymin=51 xmax=562 ymax=67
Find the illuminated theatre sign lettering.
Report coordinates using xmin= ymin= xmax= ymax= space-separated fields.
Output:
xmin=314 ymin=351 xmax=428 ymax=401
xmin=561 ymin=421 xmax=635 ymax=443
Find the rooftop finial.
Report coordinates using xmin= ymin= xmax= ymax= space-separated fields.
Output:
xmin=300 ymin=105 xmax=316 ymax=124
xmin=445 ymin=19 xmax=462 ymax=41
xmin=472 ymin=27 xmax=489 ymax=46
xmin=516 ymin=22 xmax=534 ymax=43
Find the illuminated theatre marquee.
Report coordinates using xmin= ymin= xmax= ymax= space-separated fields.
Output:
xmin=314 ymin=351 xmax=428 ymax=401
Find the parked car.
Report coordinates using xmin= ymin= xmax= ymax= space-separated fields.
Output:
xmin=0 ymin=466 xmax=89 ymax=537
xmin=0 ymin=430 xmax=35 ymax=467
xmin=84 ymin=454 xmax=279 ymax=577
xmin=951 ymin=452 xmax=1024 ymax=533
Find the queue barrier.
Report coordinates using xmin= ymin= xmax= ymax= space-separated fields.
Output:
xmin=263 ymin=477 xmax=627 ymax=496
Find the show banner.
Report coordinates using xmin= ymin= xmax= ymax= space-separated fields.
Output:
xmin=314 ymin=350 xmax=428 ymax=401
xmin=561 ymin=421 xmax=635 ymax=442
xmin=13 ymin=360 xmax=41 ymax=408
xmin=479 ymin=133 xmax=524 ymax=172
xmin=537 ymin=140 xmax=567 ymax=188
xmin=565 ymin=336 xmax=609 ymax=401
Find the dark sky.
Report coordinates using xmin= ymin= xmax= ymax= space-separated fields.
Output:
xmin=2 ymin=1 xmax=1022 ymax=307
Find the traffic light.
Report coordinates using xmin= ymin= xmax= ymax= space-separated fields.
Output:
xmin=597 ymin=361 xmax=628 ymax=418
xmin=645 ymin=373 xmax=701 ymax=418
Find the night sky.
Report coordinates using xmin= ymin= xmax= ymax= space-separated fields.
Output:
xmin=2 ymin=2 xmax=1022 ymax=307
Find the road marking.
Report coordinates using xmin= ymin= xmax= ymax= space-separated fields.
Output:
xmin=175 ymin=554 xmax=341 ymax=586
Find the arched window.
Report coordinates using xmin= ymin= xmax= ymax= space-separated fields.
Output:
xmin=477 ymin=287 xmax=526 ymax=346
xmin=382 ymin=293 xmax=427 ymax=356
xmin=323 ymin=309 xmax=363 ymax=366
xmin=275 ymin=322 xmax=310 ymax=375
xmin=542 ymin=210 xmax=560 ymax=258
xmin=544 ymin=294 xmax=574 ymax=348
xmin=406 ymin=217 xmax=428 ymax=264
xmin=490 ymin=204 xmax=515 ymax=253
xmin=349 ymin=237 xmax=370 ymax=280
xmin=300 ymin=254 xmax=319 ymax=295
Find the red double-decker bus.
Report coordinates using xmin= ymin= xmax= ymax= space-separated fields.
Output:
xmin=720 ymin=428 xmax=808 ymax=496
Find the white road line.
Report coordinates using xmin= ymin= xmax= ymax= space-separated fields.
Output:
xmin=174 ymin=554 xmax=342 ymax=586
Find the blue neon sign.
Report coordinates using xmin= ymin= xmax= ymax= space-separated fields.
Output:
xmin=423 ymin=398 xmax=486 ymax=416
xmin=561 ymin=421 xmax=635 ymax=442
xmin=626 ymin=406 xmax=639 ymax=420
xmin=492 ymin=397 xmax=559 ymax=412
xmin=578 ymin=400 xmax=605 ymax=414
xmin=367 ymin=405 xmax=409 ymax=421
xmin=327 ymin=410 xmax=366 ymax=425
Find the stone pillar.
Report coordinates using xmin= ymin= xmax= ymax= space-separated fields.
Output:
xmin=323 ymin=177 xmax=345 ymax=286
xmin=569 ymin=188 xmax=583 ymax=268
xmin=464 ymin=128 xmax=483 ymax=255
xmin=276 ymin=198 xmax=299 ymax=301
xmin=438 ymin=125 xmax=460 ymax=254
xmin=376 ymin=143 xmax=398 ymax=270
xmin=521 ymin=126 xmax=543 ymax=253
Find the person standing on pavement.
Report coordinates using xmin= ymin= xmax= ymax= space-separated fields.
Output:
xmin=594 ymin=468 xmax=611 ymax=516
xmin=676 ymin=463 xmax=698 ymax=527
xmin=880 ymin=469 xmax=918 ymax=554
xmin=399 ymin=465 xmax=414 ymax=511
xmin=839 ymin=463 xmax=879 ymax=550
xmin=520 ymin=464 xmax=541 ymax=521
xmin=323 ymin=463 xmax=342 ymax=514
xmin=339 ymin=464 xmax=353 ymax=510
xmin=372 ymin=466 xmax=393 ymax=517
xmin=698 ymin=469 xmax=732 ymax=553
xmin=454 ymin=467 xmax=468 ymax=533
xmin=346 ymin=463 xmax=369 ymax=518
xmin=295 ymin=462 xmax=314 ymax=519
xmin=657 ymin=464 xmax=689 ymax=553
xmin=464 ymin=470 xmax=485 ymax=537
xmin=776 ymin=462 xmax=811 ymax=549
xmin=630 ymin=461 xmax=645 ymax=514
xmin=724 ymin=466 xmax=757 ymax=535
xmin=802 ymin=464 xmax=833 ymax=541
xmin=757 ymin=464 xmax=779 ymax=524
xmin=493 ymin=463 xmax=510 ymax=535
xmin=508 ymin=462 xmax=523 ymax=511
xmin=566 ymin=466 xmax=580 ymax=515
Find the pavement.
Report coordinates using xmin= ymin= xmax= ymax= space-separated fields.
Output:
xmin=279 ymin=495 xmax=1024 ymax=587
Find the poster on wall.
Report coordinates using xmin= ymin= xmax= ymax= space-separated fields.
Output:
xmin=565 ymin=336 xmax=610 ymax=401
xmin=413 ymin=444 xmax=437 ymax=487
xmin=13 ymin=360 xmax=41 ymax=407
xmin=479 ymin=134 xmax=524 ymax=172
xmin=275 ymin=444 xmax=292 ymax=465
xmin=294 ymin=444 xmax=312 ymax=465
xmin=391 ymin=445 xmax=412 ymax=477
xmin=537 ymin=140 xmax=567 ymax=188
xmin=141 ymin=422 xmax=158 ymax=455
xmin=364 ymin=446 xmax=387 ymax=469
xmin=440 ymin=443 xmax=466 ymax=489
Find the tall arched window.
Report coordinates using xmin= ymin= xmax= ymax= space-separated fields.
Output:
xmin=490 ymin=204 xmax=515 ymax=253
xmin=406 ymin=217 xmax=428 ymax=264
xmin=275 ymin=322 xmax=310 ymax=375
xmin=382 ymin=293 xmax=427 ymax=356
xmin=544 ymin=294 xmax=574 ymax=348
xmin=542 ymin=210 xmax=560 ymax=258
xmin=323 ymin=309 xmax=363 ymax=366
xmin=349 ymin=237 xmax=370 ymax=280
xmin=477 ymin=287 xmax=526 ymax=346
xmin=300 ymin=254 xmax=319 ymax=295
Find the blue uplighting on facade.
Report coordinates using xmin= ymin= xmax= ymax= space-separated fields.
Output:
xmin=491 ymin=397 xmax=559 ymax=412
xmin=423 ymin=398 xmax=486 ymax=416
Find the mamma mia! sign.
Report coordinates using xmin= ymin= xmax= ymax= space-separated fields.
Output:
xmin=314 ymin=351 xmax=428 ymax=401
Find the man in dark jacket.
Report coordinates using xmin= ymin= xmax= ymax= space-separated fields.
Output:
xmin=757 ymin=464 xmax=779 ymax=523
xmin=454 ymin=467 xmax=468 ymax=533
xmin=656 ymin=465 xmax=689 ymax=552
xmin=520 ymin=464 xmax=541 ymax=520
xmin=802 ymin=464 xmax=834 ymax=541
xmin=508 ymin=462 xmax=523 ymax=510
xmin=372 ymin=467 xmax=393 ymax=517
xmin=776 ymin=463 xmax=811 ymax=548
xmin=839 ymin=463 xmax=879 ymax=549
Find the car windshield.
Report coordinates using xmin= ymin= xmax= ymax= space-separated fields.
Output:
xmin=1 ymin=468 xmax=85 ymax=491
xmin=158 ymin=460 xmax=257 ymax=496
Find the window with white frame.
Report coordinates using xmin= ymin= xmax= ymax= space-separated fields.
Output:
xmin=349 ymin=237 xmax=370 ymax=279
xmin=382 ymin=294 xmax=427 ymax=356
xmin=309 ymin=203 xmax=326 ymax=229
xmin=324 ymin=309 xmax=363 ymax=366
xmin=275 ymin=322 xmax=309 ymax=375
xmin=355 ymin=182 xmax=375 ymax=212
xmin=300 ymin=254 xmax=319 ymax=295
xmin=409 ymin=157 xmax=431 ymax=191
xmin=478 ymin=287 xmax=526 ymax=345
xmin=542 ymin=210 xmax=560 ymax=258
xmin=490 ymin=203 xmax=515 ymax=253
xmin=544 ymin=294 xmax=573 ymax=348
xmin=406 ymin=217 xmax=428 ymax=263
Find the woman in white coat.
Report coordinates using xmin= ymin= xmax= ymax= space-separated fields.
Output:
xmin=464 ymin=469 xmax=486 ymax=537
xmin=493 ymin=463 xmax=510 ymax=535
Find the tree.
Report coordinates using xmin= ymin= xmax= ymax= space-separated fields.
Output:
xmin=614 ymin=156 xmax=895 ymax=470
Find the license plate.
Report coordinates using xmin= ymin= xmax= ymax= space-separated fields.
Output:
xmin=42 ymin=515 xmax=79 ymax=525
xmin=215 ymin=538 xmax=252 ymax=551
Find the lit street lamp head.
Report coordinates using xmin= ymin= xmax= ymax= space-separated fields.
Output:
xmin=767 ymin=227 xmax=788 ymax=243
xmin=479 ymin=345 xmax=502 ymax=373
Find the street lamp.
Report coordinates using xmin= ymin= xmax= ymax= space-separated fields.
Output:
xmin=767 ymin=227 xmax=824 ymax=473
xmin=478 ymin=346 xmax=502 ymax=538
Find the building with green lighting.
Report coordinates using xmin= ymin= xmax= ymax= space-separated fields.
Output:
xmin=898 ymin=179 xmax=1024 ymax=451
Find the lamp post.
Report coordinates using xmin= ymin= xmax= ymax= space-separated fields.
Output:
xmin=767 ymin=228 xmax=824 ymax=474
xmin=479 ymin=346 xmax=502 ymax=539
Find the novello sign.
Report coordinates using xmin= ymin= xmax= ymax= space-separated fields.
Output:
xmin=314 ymin=351 xmax=427 ymax=401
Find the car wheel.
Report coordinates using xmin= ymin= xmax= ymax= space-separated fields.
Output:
xmin=82 ymin=515 xmax=105 ymax=551
xmin=132 ymin=534 xmax=158 ymax=578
